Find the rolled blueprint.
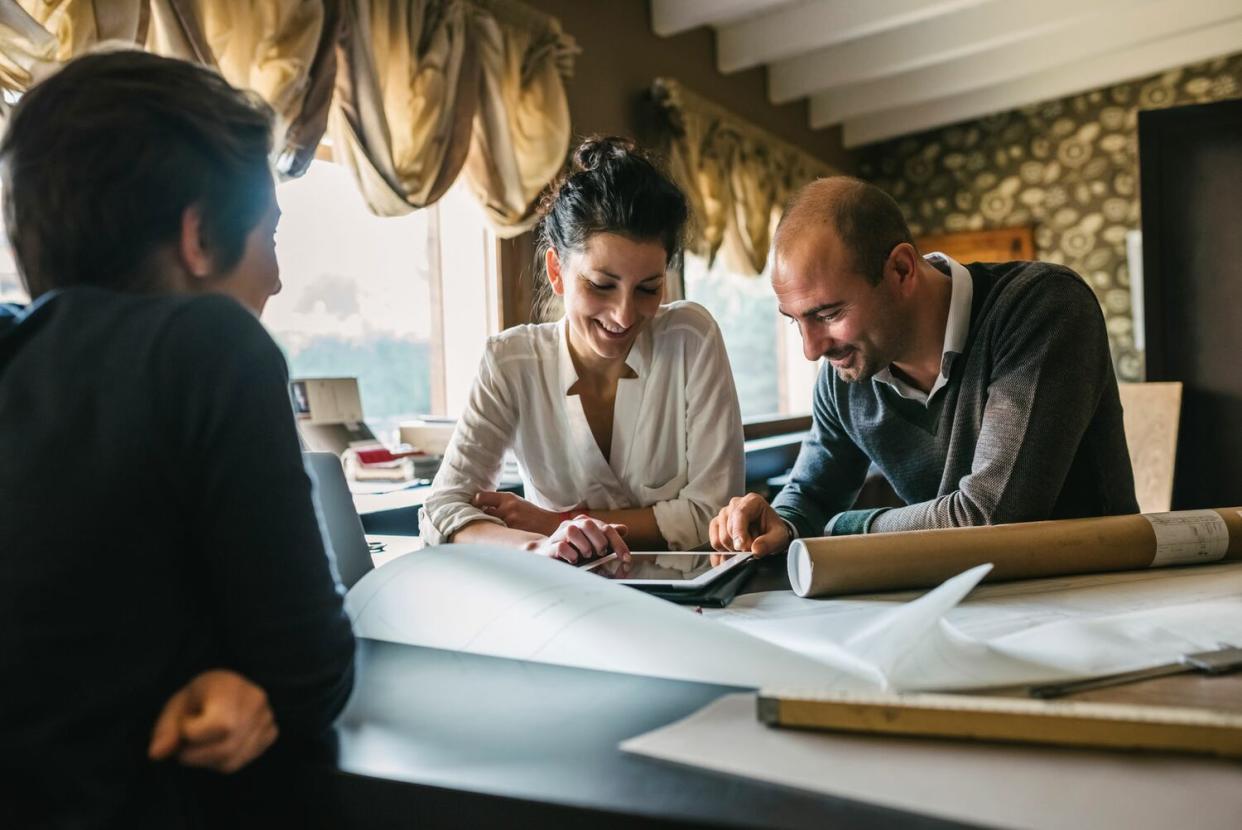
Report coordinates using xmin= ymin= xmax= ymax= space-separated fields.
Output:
xmin=788 ymin=508 xmax=1242 ymax=598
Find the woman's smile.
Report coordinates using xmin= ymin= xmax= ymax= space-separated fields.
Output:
xmin=593 ymin=318 xmax=633 ymax=340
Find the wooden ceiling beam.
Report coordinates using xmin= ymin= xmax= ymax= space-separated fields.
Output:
xmin=650 ymin=0 xmax=793 ymax=37
xmin=840 ymin=16 xmax=1242 ymax=146
xmin=768 ymin=0 xmax=1146 ymax=103
xmin=717 ymin=0 xmax=992 ymax=73
xmin=814 ymin=0 xmax=1241 ymax=128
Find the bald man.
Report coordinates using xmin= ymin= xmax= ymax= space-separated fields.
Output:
xmin=710 ymin=177 xmax=1137 ymax=558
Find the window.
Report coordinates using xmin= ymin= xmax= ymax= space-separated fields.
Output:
xmin=267 ymin=161 xmax=434 ymax=442
xmin=0 ymin=248 xmax=24 ymax=304
xmin=0 ymin=192 xmax=27 ymax=304
xmin=0 ymin=161 xmax=499 ymax=443
xmin=683 ymin=253 xmax=816 ymax=420
xmin=268 ymin=161 xmax=498 ymax=442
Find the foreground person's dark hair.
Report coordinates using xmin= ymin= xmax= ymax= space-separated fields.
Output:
xmin=0 ymin=50 xmax=274 ymax=298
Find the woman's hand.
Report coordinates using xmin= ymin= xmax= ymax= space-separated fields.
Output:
xmin=474 ymin=490 xmax=565 ymax=537
xmin=148 ymin=670 xmax=278 ymax=774
xmin=524 ymin=515 xmax=630 ymax=564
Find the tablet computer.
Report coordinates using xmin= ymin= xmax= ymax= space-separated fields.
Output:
xmin=580 ymin=551 xmax=751 ymax=590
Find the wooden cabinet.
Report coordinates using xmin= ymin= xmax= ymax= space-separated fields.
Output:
xmin=915 ymin=226 xmax=1034 ymax=263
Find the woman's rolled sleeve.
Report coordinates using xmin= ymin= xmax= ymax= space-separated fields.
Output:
xmin=419 ymin=345 xmax=515 ymax=546
xmin=650 ymin=315 xmax=745 ymax=550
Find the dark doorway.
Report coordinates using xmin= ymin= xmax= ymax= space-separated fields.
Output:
xmin=1140 ymin=97 xmax=1242 ymax=509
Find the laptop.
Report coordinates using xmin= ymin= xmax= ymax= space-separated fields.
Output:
xmin=305 ymin=451 xmax=374 ymax=591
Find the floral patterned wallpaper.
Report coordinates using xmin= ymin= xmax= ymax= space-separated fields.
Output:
xmin=857 ymin=52 xmax=1242 ymax=381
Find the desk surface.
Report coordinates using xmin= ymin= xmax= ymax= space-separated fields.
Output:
xmin=334 ymin=638 xmax=968 ymax=829
xmin=333 ymin=553 xmax=1242 ymax=827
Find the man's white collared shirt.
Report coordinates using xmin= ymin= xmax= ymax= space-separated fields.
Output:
xmin=420 ymin=301 xmax=745 ymax=551
xmin=873 ymin=252 xmax=973 ymax=406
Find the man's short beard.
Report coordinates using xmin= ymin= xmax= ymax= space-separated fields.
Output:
xmin=825 ymin=343 xmax=884 ymax=383
xmin=833 ymin=356 xmax=882 ymax=384
xmin=835 ymin=366 xmax=864 ymax=383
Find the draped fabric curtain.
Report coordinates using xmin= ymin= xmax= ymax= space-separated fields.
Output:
xmin=0 ymin=0 xmax=576 ymax=226
xmin=0 ymin=0 xmax=145 ymax=119
xmin=461 ymin=0 xmax=573 ymax=234
xmin=329 ymin=0 xmax=478 ymax=216
xmin=146 ymin=0 xmax=337 ymax=178
xmin=0 ymin=5 xmax=59 ymax=99
xmin=650 ymin=78 xmax=838 ymax=277
xmin=330 ymin=0 xmax=575 ymax=235
xmin=0 ymin=1 xmax=332 ymax=176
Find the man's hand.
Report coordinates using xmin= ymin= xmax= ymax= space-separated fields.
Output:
xmin=525 ymin=515 xmax=631 ymax=564
xmin=148 ymin=670 xmax=278 ymax=774
xmin=475 ymin=490 xmax=562 ymax=537
xmin=708 ymin=494 xmax=793 ymax=565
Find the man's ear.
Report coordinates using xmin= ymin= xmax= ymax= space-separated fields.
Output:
xmin=178 ymin=204 xmax=214 ymax=281
xmin=887 ymin=242 xmax=920 ymax=294
xmin=546 ymin=247 xmax=566 ymax=296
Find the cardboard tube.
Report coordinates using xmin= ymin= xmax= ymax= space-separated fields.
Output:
xmin=788 ymin=508 xmax=1242 ymax=598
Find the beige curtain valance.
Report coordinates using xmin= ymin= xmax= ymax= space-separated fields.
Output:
xmin=0 ymin=0 xmax=332 ymax=177
xmin=651 ymin=77 xmax=839 ymax=276
xmin=0 ymin=0 xmax=577 ymax=230
xmin=0 ymin=1 xmax=145 ymax=120
xmin=331 ymin=0 xmax=576 ymax=235
xmin=147 ymin=0 xmax=337 ymax=178
xmin=460 ymin=0 xmax=574 ymax=234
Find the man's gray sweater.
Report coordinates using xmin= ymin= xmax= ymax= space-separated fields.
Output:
xmin=773 ymin=260 xmax=1139 ymax=537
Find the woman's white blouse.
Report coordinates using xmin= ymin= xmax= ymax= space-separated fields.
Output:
xmin=420 ymin=301 xmax=745 ymax=551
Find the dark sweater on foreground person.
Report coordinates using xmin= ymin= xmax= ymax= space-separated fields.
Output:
xmin=0 ymin=288 xmax=355 ymax=828
xmin=774 ymin=261 xmax=1139 ymax=537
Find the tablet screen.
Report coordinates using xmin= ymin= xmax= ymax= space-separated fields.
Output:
xmin=581 ymin=551 xmax=750 ymax=589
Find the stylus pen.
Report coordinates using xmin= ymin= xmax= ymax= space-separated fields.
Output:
xmin=579 ymin=552 xmax=619 ymax=572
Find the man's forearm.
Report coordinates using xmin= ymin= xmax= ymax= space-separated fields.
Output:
xmin=772 ymin=492 xmax=823 ymax=540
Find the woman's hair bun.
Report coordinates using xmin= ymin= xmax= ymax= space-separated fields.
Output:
xmin=570 ymin=135 xmax=638 ymax=173
xmin=535 ymin=133 xmax=688 ymax=290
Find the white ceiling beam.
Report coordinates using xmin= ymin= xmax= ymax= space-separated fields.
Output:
xmin=769 ymin=0 xmax=1148 ymax=103
xmin=813 ymin=0 xmax=1241 ymax=127
xmin=840 ymin=15 xmax=1242 ymax=147
xmin=650 ymin=0 xmax=794 ymax=37
xmin=717 ymin=0 xmax=993 ymax=74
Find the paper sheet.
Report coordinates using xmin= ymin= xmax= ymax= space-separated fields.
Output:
xmin=352 ymin=546 xmax=1242 ymax=693
xmin=707 ymin=562 xmax=1242 ymax=690
xmin=620 ymin=693 xmax=1242 ymax=830
xmin=346 ymin=544 xmax=883 ymax=690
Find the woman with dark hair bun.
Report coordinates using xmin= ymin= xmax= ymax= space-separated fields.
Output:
xmin=421 ymin=136 xmax=744 ymax=562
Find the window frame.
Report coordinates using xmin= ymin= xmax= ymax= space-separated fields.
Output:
xmin=677 ymin=256 xmax=814 ymax=425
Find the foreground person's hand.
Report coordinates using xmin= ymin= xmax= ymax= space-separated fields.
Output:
xmin=148 ymin=670 xmax=277 ymax=774
xmin=708 ymin=494 xmax=792 ymax=566
xmin=526 ymin=515 xmax=630 ymax=564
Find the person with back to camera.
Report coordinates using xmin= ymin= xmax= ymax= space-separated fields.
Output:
xmin=0 ymin=50 xmax=355 ymax=828
xmin=421 ymin=136 xmax=745 ymax=563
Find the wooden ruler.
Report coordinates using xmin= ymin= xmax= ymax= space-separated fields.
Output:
xmin=757 ymin=689 xmax=1242 ymax=758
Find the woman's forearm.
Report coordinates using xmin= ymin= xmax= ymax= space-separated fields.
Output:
xmin=451 ymin=520 xmax=544 ymax=549
xmin=452 ymin=507 xmax=665 ymax=551
xmin=586 ymin=507 xmax=666 ymax=549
